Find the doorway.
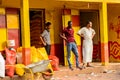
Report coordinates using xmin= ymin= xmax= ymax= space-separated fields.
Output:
xmin=79 ymin=10 xmax=101 ymax=62
xmin=29 ymin=9 xmax=45 ymax=48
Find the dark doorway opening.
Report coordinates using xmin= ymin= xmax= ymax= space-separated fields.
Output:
xmin=80 ymin=10 xmax=101 ymax=62
xmin=29 ymin=9 xmax=45 ymax=48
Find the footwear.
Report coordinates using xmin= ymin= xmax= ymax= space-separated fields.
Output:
xmin=82 ymin=65 xmax=86 ymax=69
xmin=69 ymin=67 xmax=74 ymax=71
xmin=86 ymin=65 xmax=93 ymax=67
xmin=87 ymin=63 xmax=93 ymax=67
xmin=76 ymin=66 xmax=83 ymax=70
xmin=82 ymin=63 xmax=86 ymax=69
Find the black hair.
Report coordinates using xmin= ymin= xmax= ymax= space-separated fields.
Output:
xmin=86 ymin=21 xmax=92 ymax=25
xmin=68 ymin=21 xmax=72 ymax=25
xmin=46 ymin=22 xmax=51 ymax=26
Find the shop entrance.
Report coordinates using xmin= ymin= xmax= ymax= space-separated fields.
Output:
xmin=79 ymin=10 xmax=101 ymax=62
xmin=29 ymin=9 xmax=45 ymax=48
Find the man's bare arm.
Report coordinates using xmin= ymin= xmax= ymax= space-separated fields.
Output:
xmin=40 ymin=36 xmax=46 ymax=46
xmin=59 ymin=33 xmax=67 ymax=41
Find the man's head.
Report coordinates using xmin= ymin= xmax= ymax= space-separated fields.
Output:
xmin=68 ymin=21 xmax=72 ymax=28
xmin=86 ymin=21 xmax=92 ymax=28
xmin=45 ymin=22 xmax=51 ymax=30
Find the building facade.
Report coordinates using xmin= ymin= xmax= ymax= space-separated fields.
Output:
xmin=0 ymin=0 xmax=120 ymax=66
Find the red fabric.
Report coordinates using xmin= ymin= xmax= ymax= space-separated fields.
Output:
xmin=5 ymin=48 xmax=16 ymax=77
xmin=5 ymin=65 xmax=15 ymax=77
xmin=62 ymin=27 xmax=75 ymax=42
xmin=49 ymin=55 xmax=59 ymax=71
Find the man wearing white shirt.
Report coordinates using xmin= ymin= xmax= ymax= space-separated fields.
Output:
xmin=77 ymin=21 xmax=95 ymax=68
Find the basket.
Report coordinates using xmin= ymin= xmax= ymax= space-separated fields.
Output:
xmin=26 ymin=60 xmax=50 ymax=73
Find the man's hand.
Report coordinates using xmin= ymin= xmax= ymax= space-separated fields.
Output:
xmin=59 ymin=33 xmax=68 ymax=42
xmin=43 ymin=42 xmax=47 ymax=46
xmin=77 ymin=33 xmax=84 ymax=39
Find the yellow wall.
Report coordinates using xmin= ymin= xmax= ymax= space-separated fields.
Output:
xmin=0 ymin=8 xmax=6 ymax=50
xmin=1 ymin=0 xmax=100 ymax=45
xmin=0 ymin=1 xmax=119 ymax=45
xmin=0 ymin=29 xmax=7 ymax=50
xmin=1 ymin=0 xmax=120 ymax=62
xmin=108 ymin=6 xmax=120 ymax=42
xmin=0 ymin=8 xmax=5 ymax=14
xmin=46 ymin=8 xmax=63 ymax=44
xmin=29 ymin=0 xmax=100 ymax=45
xmin=108 ymin=5 xmax=120 ymax=62
xmin=7 ymin=14 xmax=19 ymax=29
xmin=0 ymin=0 xmax=120 ymax=64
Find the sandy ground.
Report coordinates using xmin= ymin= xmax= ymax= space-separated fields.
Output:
xmin=51 ymin=71 xmax=120 ymax=80
xmin=49 ymin=63 xmax=120 ymax=80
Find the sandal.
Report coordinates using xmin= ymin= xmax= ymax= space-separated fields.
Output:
xmin=82 ymin=65 xmax=86 ymax=69
xmin=86 ymin=65 xmax=93 ymax=67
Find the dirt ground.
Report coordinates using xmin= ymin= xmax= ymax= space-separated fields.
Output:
xmin=49 ymin=63 xmax=120 ymax=80
xmin=51 ymin=71 xmax=120 ymax=80
xmin=1 ymin=63 xmax=120 ymax=80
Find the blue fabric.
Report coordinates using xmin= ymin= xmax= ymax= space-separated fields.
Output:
xmin=66 ymin=42 xmax=79 ymax=68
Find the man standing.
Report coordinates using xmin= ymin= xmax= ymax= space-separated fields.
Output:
xmin=77 ymin=21 xmax=95 ymax=68
xmin=40 ymin=22 xmax=51 ymax=55
xmin=60 ymin=21 xmax=82 ymax=71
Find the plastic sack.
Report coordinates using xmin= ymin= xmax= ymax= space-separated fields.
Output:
xmin=16 ymin=47 xmax=22 ymax=64
xmin=31 ymin=46 xmax=39 ymax=63
xmin=17 ymin=47 xmax=22 ymax=52
xmin=48 ymin=55 xmax=59 ymax=71
xmin=16 ymin=52 xmax=22 ymax=64
xmin=0 ymin=52 xmax=5 ymax=77
xmin=15 ymin=64 xmax=25 ymax=76
xmin=5 ymin=48 xmax=16 ymax=65
xmin=37 ymin=47 xmax=49 ymax=60
xmin=37 ymin=48 xmax=53 ymax=73
xmin=31 ymin=47 xmax=49 ymax=63
xmin=30 ymin=47 xmax=53 ymax=74
xmin=5 ymin=48 xmax=16 ymax=77
xmin=5 ymin=65 xmax=15 ymax=77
